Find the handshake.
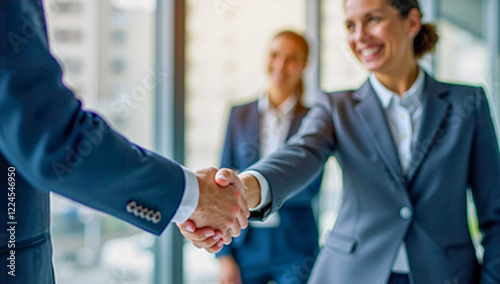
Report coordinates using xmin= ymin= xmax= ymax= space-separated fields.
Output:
xmin=176 ymin=167 xmax=261 ymax=253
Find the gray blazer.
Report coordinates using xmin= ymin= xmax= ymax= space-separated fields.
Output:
xmin=248 ymin=74 xmax=500 ymax=284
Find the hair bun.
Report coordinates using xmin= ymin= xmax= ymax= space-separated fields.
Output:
xmin=414 ymin=23 xmax=439 ymax=59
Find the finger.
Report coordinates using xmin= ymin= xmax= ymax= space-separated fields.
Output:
xmin=188 ymin=230 xmax=223 ymax=249
xmin=222 ymin=230 xmax=232 ymax=245
xmin=215 ymin=168 xmax=235 ymax=187
xmin=177 ymin=220 xmax=196 ymax=233
xmin=238 ymin=190 xmax=250 ymax=219
xmin=224 ymin=171 xmax=250 ymax=219
xmin=215 ymin=169 xmax=250 ymax=219
xmin=203 ymin=239 xmax=224 ymax=254
xmin=228 ymin=219 xmax=241 ymax=237
xmin=215 ymin=168 xmax=245 ymax=193
xmin=180 ymin=229 xmax=219 ymax=244
xmin=236 ymin=207 xmax=249 ymax=230
xmin=177 ymin=221 xmax=219 ymax=242
xmin=189 ymin=237 xmax=220 ymax=250
xmin=213 ymin=230 xmax=223 ymax=241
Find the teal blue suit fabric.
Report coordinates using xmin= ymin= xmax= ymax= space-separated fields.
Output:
xmin=0 ymin=1 xmax=186 ymax=283
xmin=248 ymin=76 xmax=500 ymax=283
xmin=216 ymin=101 xmax=322 ymax=283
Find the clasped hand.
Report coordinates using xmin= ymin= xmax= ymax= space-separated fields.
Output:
xmin=177 ymin=167 xmax=249 ymax=253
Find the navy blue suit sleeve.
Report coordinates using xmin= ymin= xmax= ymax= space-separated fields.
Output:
xmin=468 ymin=88 xmax=500 ymax=283
xmin=0 ymin=0 xmax=185 ymax=235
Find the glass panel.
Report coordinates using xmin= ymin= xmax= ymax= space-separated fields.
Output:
xmin=435 ymin=0 xmax=491 ymax=261
xmin=319 ymin=0 xmax=368 ymax=244
xmin=44 ymin=0 xmax=157 ymax=283
xmin=321 ymin=0 xmax=368 ymax=92
xmin=184 ymin=0 xmax=305 ymax=282
xmin=435 ymin=7 xmax=489 ymax=87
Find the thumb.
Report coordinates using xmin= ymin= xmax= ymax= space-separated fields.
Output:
xmin=215 ymin=168 xmax=244 ymax=193
xmin=215 ymin=168 xmax=240 ymax=188
xmin=177 ymin=219 xmax=196 ymax=233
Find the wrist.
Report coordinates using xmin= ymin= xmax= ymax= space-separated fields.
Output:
xmin=239 ymin=173 xmax=261 ymax=208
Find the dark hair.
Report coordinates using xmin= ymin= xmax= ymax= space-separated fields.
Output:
xmin=388 ymin=0 xmax=439 ymax=59
xmin=272 ymin=30 xmax=309 ymax=97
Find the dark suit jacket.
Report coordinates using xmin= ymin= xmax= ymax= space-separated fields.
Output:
xmin=248 ymin=75 xmax=500 ymax=283
xmin=216 ymin=101 xmax=322 ymax=266
xmin=0 ymin=1 xmax=186 ymax=283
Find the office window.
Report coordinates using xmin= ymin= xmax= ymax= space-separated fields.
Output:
xmin=435 ymin=0 xmax=499 ymax=127
xmin=321 ymin=0 xmax=368 ymax=92
xmin=184 ymin=0 xmax=305 ymax=282
xmin=318 ymin=0 xmax=367 ymax=244
xmin=51 ymin=1 xmax=84 ymax=15
xmin=60 ymin=58 xmax=83 ymax=74
xmin=54 ymin=29 xmax=84 ymax=43
xmin=111 ymin=29 xmax=126 ymax=45
xmin=45 ymin=0 xmax=157 ymax=283
xmin=435 ymin=1 xmax=489 ymax=88
xmin=110 ymin=58 xmax=126 ymax=74
xmin=433 ymin=0 xmax=500 ymax=260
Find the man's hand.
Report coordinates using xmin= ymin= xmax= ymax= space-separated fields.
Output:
xmin=176 ymin=220 xmax=224 ymax=253
xmin=188 ymin=168 xmax=249 ymax=245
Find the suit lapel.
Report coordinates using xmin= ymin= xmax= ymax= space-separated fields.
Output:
xmin=232 ymin=102 xmax=260 ymax=247
xmin=247 ymin=101 xmax=261 ymax=165
xmin=354 ymin=81 xmax=404 ymax=178
xmin=407 ymin=75 xmax=450 ymax=183
xmin=286 ymin=103 xmax=308 ymax=141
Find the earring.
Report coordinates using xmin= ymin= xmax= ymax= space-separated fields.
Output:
xmin=409 ymin=32 xmax=415 ymax=38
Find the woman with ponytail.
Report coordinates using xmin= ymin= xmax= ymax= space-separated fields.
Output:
xmin=181 ymin=0 xmax=500 ymax=283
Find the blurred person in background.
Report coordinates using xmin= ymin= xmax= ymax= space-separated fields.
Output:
xmin=216 ymin=31 xmax=322 ymax=284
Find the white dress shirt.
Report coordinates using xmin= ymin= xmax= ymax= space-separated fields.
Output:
xmin=370 ymin=68 xmax=425 ymax=273
xmin=170 ymin=167 xmax=199 ymax=223
xmin=259 ymin=93 xmax=298 ymax=159
xmin=249 ymin=68 xmax=425 ymax=274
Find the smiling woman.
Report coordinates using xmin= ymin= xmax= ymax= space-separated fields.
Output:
xmin=344 ymin=0 xmax=437 ymax=93
xmin=180 ymin=0 xmax=500 ymax=283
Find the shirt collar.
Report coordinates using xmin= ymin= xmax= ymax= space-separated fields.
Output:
xmin=258 ymin=92 xmax=299 ymax=116
xmin=369 ymin=67 xmax=425 ymax=109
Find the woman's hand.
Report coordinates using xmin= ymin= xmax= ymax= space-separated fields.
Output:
xmin=218 ymin=256 xmax=242 ymax=284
